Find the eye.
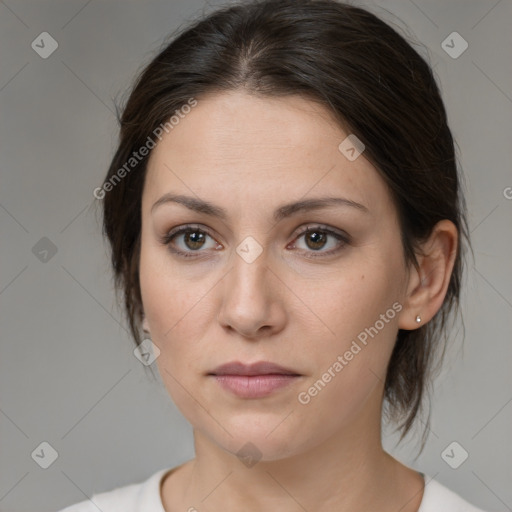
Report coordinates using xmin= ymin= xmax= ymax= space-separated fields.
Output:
xmin=160 ymin=223 xmax=350 ymax=260
xmin=289 ymin=224 xmax=350 ymax=258
xmin=160 ymin=225 xmax=221 ymax=258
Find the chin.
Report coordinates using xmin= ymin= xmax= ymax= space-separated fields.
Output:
xmin=200 ymin=412 xmax=317 ymax=463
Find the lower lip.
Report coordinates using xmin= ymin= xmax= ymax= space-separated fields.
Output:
xmin=211 ymin=374 xmax=300 ymax=398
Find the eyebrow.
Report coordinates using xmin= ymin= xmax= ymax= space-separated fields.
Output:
xmin=151 ymin=193 xmax=369 ymax=222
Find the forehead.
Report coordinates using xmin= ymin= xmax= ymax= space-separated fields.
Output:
xmin=143 ymin=90 xmax=392 ymax=218
xmin=149 ymin=91 xmax=344 ymax=168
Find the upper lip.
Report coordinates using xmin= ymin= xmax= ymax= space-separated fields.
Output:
xmin=209 ymin=361 xmax=301 ymax=376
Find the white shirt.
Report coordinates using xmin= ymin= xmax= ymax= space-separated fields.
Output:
xmin=57 ymin=467 xmax=487 ymax=511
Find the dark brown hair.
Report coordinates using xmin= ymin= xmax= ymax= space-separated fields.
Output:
xmin=100 ymin=0 xmax=468 ymax=446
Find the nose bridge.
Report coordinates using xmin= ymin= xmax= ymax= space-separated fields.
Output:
xmin=217 ymin=242 xmax=280 ymax=336
xmin=227 ymin=247 xmax=270 ymax=308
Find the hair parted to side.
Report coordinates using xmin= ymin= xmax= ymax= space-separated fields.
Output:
xmin=100 ymin=0 xmax=468 ymax=448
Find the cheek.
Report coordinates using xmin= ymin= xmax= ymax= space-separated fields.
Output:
xmin=292 ymin=278 xmax=401 ymax=446
xmin=139 ymin=237 xmax=205 ymax=334
xmin=291 ymin=357 xmax=384 ymax=455
xmin=139 ymin=242 xmax=214 ymax=409
xmin=296 ymin=254 xmax=404 ymax=399
xmin=306 ymin=256 xmax=403 ymax=347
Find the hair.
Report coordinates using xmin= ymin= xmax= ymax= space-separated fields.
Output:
xmin=100 ymin=0 xmax=468 ymax=448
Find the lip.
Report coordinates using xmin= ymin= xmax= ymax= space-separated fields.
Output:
xmin=210 ymin=361 xmax=300 ymax=376
xmin=208 ymin=361 xmax=302 ymax=399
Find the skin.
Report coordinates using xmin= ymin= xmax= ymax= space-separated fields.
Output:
xmin=138 ymin=90 xmax=458 ymax=512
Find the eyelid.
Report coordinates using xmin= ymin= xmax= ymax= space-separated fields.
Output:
xmin=290 ymin=223 xmax=351 ymax=242
xmin=161 ymin=223 xmax=215 ymax=242
xmin=288 ymin=224 xmax=351 ymax=259
xmin=160 ymin=223 xmax=351 ymax=258
xmin=162 ymin=224 xmax=212 ymax=239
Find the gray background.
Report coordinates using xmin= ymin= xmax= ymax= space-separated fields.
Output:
xmin=0 ymin=1 xmax=511 ymax=511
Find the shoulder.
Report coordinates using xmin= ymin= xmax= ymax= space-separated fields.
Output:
xmin=56 ymin=467 xmax=172 ymax=512
xmin=56 ymin=480 xmax=144 ymax=512
xmin=419 ymin=476 xmax=488 ymax=512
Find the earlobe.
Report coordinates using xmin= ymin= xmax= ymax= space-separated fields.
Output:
xmin=398 ymin=220 xmax=458 ymax=331
xmin=142 ymin=313 xmax=150 ymax=334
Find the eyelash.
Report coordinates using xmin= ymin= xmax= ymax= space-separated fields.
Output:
xmin=160 ymin=224 xmax=350 ymax=260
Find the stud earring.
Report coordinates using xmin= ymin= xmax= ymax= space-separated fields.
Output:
xmin=415 ymin=315 xmax=421 ymax=324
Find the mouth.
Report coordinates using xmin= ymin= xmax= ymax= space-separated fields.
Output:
xmin=207 ymin=361 xmax=302 ymax=399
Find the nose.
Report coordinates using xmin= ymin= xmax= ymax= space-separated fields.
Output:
xmin=217 ymin=248 xmax=287 ymax=339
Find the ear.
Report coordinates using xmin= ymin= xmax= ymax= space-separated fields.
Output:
xmin=398 ymin=220 xmax=458 ymax=330
xmin=142 ymin=312 xmax=150 ymax=334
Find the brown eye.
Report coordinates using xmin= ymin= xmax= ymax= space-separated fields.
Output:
xmin=304 ymin=230 xmax=328 ymax=250
xmin=291 ymin=225 xmax=350 ymax=259
xmin=161 ymin=225 xmax=220 ymax=258
xmin=183 ymin=230 xmax=206 ymax=250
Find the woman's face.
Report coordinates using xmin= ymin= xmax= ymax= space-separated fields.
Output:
xmin=139 ymin=91 xmax=411 ymax=460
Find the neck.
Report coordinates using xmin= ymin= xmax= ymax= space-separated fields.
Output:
xmin=167 ymin=399 xmax=424 ymax=512
xmin=187 ymin=434 xmax=390 ymax=511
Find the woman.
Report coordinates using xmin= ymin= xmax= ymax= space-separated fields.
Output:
xmin=61 ymin=0 xmax=486 ymax=510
